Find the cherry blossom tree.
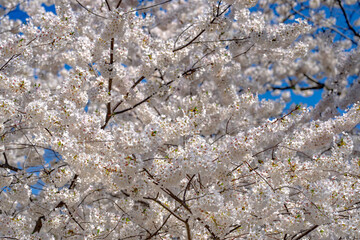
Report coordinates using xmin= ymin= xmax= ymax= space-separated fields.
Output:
xmin=0 ymin=0 xmax=360 ymax=239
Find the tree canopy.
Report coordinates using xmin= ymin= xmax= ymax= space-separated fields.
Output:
xmin=0 ymin=0 xmax=360 ymax=239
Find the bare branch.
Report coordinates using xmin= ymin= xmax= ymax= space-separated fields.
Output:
xmin=292 ymin=225 xmax=319 ymax=240
xmin=116 ymin=0 xmax=122 ymax=9
xmin=0 ymin=53 xmax=21 ymax=72
xmin=75 ymin=0 xmax=107 ymax=19
xmin=337 ymin=0 xmax=360 ymax=38
xmin=183 ymin=174 xmax=196 ymax=202
xmin=112 ymin=76 xmax=145 ymax=112
xmin=32 ymin=216 xmax=45 ymax=234
xmin=173 ymin=4 xmax=231 ymax=52
xmin=1 ymin=153 xmax=20 ymax=172
xmin=105 ymin=0 xmax=112 ymax=11
xmin=125 ymin=0 xmax=172 ymax=14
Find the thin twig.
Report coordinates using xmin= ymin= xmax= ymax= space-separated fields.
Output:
xmin=183 ymin=174 xmax=196 ymax=202
xmin=173 ymin=4 xmax=231 ymax=52
xmin=174 ymin=24 xmax=194 ymax=49
xmin=144 ymin=214 xmax=171 ymax=240
xmin=75 ymin=0 xmax=107 ymax=19
xmin=144 ymin=197 xmax=186 ymax=223
xmin=125 ymin=0 xmax=172 ymax=14
xmin=193 ymin=37 xmax=249 ymax=44
xmin=233 ymin=44 xmax=254 ymax=58
xmin=113 ymin=79 xmax=174 ymax=115
xmin=244 ymin=161 xmax=275 ymax=192
xmin=337 ymin=0 xmax=360 ymax=38
xmin=292 ymin=225 xmax=319 ymax=240
xmin=0 ymin=53 xmax=21 ymax=72
xmin=112 ymin=76 xmax=145 ymax=112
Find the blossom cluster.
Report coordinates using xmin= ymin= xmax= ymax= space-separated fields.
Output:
xmin=0 ymin=0 xmax=359 ymax=239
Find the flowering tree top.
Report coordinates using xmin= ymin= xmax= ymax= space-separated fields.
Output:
xmin=0 ymin=0 xmax=359 ymax=239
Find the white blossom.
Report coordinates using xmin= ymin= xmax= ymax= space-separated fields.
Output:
xmin=0 ymin=0 xmax=359 ymax=239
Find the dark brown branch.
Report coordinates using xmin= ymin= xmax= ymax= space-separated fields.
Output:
xmin=145 ymin=214 xmax=171 ymax=240
xmin=69 ymin=174 xmax=78 ymax=189
xmin=64 ymin=202 xmax=85 ymax=231
xmin=116 ymin=0 xmax=122 ymax=9
xmin=105 ymin=0 xmax=112 ymax=11
xmin=210 ymin=116 xmax=233 ymax=146
xmin=55 ymin=201 xmax=84 ymax=231
xmin=143 ymin=168 xmax=192 ymax=213
xmin=0 ymin=53 xmax=21 ymax=72
xmin=32 ymin=216 xmax=45 ymax=234
xmin=101 ymin=219 xmax=121 ymax=239
xmin=215 ymin=0 xmax=222 ymax=17
xmin=144 ymin=196 xmax=192 ymax=240
xmin=183 ymin=174 xmax=196 ymax=202
xmin=113 ymin=93 xmax=154 ymax=115
xmin=32 ymin=201 xmax=77 ymax=234
xmin=193 ymin=37 xmax=249 ymax=44
xmin=272 ymin=104 xmax=301 ymax=124
xmin=204 ymin=224 xmax=219 ymax=239
xmin=279 ymin=145 xmax=313 ymax=160
xmin=44 ymin=128 xmax=53 ymax=137
xmin=173 ymin=29 xmax=206 ymax=52
xmin=224 ymin=224 xmax=242 ymax=237
xmin=112 ymin=76 xmax=145 ymax=112
xmin=228 ymin=162 xmax=243 ymax=175
xmin=252 ymin=142 xmax=281 ymax=158
xmin=173 ymin=4 xmax=231 ymax=52
xmin=113 ymin=78 xmax=173 ymax=115
xmin=185 ymin=218 xmax=192 ymax=240
xmin=233 ymin=44 xmax=254 ymax=58
xmin=75 ymin=0 xmax=107 ymax=19
xmin=1 ymin=153 xmax=20 ymax=172
xmin=292 ymin=225 xmax=319 ymax=240
xmin=272 ymin=84 xmax=324 ymax=91
xmin=125 ymin=0 xmax=172 ymax=14
xmin=290 ymin=6 xmax=357 ymax=45
xmin=303 ymin=73 xmax=330 ymax=90
xmin=182 ymin=66 xmax=202 ymax=76
xmin=144 ymin=197 xmax=186 ymax=223
xmin=244 ymin=161 xmax=275 ymax=192
xmin=191 ymin=49 xmax=215 ymax=69
xmin=337 ymin=0 xmax=360 ymax=38
xmin=161 ymin=187 xmax=193 ymax=214
xmin=101 ymin=36 xmax=115 ymax=129
xmin=174 ymin=24 xmax=194 ymax=49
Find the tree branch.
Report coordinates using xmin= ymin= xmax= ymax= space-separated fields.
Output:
xmin=116 ymin=0 xmax=122 ymax=9
xmin=292 ymin=225 xmax=319 ymax=240
xmin=173 ymin=4 xmax=231 ymax=52
xmin=337 ymin=0 xmax=360 ymax=38
xmin=143 ymin=196 xmax=192 ymax=240
xmin=112 ymin=76 xmax=145 ymax=112
xmin=75 ymin=0 xmax=107 ymax=19
xmin=1 ymin=153 xmax=20 ymax=172
xmin=0 ymin=53 xmax=21 ymax=72
xmin=125 ymin=0 xmax=172 ymax=14
xmin=105 ymin=0 xmax=112 ymax=11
